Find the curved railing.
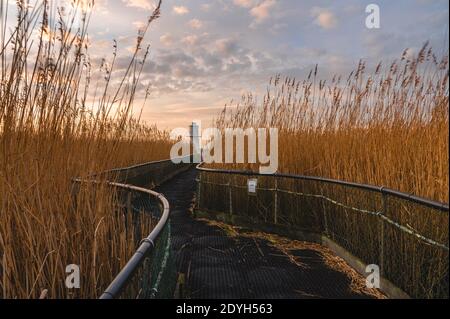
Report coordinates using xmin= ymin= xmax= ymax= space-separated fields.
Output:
xmin=73 ymin=157 xmax=192 ymax=299
xmin=90 ymin=156 xmax=192 ymax=188
xmin=99 ymin=182 xmax=170 ymax=299
xmin=195 ymin=163 xmax=449 ymax=299
xmin=196 ymin=165 xmax=448 ymax=211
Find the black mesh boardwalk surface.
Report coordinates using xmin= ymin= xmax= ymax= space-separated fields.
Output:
xmin=156 ymin=169 xmax=380 ymax=299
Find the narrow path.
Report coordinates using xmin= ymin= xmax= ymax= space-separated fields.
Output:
xmin=156 ymin=168 xmax=379 ymax=299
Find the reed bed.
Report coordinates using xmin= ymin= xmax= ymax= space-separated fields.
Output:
xmin=0 ymin=0 xmax=172 ymax=298
xmin=197 ymin=170 xmax=449 ymax=298
xmin=214 ymin=43 xmax=449 ymax=202
xmin=200 ymin=44 xmax=449 ymax=298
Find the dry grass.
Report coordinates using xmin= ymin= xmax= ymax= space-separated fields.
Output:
xmin=200 ymin=218 xmax=385 ymax=299
xmin=215 ymin=44 xmax=449 ymax=202
xmin=200 ymin=43 xmax=449 ymax=298
xmin=0 ymin=0 xmax=172 ymax=298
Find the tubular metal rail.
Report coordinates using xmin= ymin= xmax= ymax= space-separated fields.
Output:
xmin=89 ymin=156 xmax=192 ymax=188
xmin=99 ymin=182 xmax=170 ymax=299
xmin=195 ymin=163 xmax=449 ymax=299
xmin=196 ymin=165 xmax=448 ymax=211
xmin=73 ymin=157 xmax=192 ymax=299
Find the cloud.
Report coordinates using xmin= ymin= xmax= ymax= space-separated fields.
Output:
xmin=132 ymin=21 xmax=146 ymax=30
xmin=233 ymin=0 xmax=255 ymax=8
xmin=160 ymin=33 xmax=174 ymax=46
xmin=172 ymin=6 xmax=189 ymax=15
xmin=188 ymin=19 xmax=203 ymax=29
xmin=233 ymin=0 xmax=276 ymax=26
xmin=122 ymin=0 xmax=156 ymax=10
xmin=158 ymin=51 xmax=196 ymax=66
xmin=362 ymin=31 xmax=411 ymax=59
xmin=311 ymin=7 xmax=338 ymax=29
xmin=215 ymin=38 xmax=239 ymax=56
xmin=250 ymin=0 xmax=276 ymax=23
xmin=270 ymin=22 xmax=287 ymax=34
xmin=182 ymin=35 xmax=199 ymax=46
xmin=201 ymin=4 xmax=212 ymax=12
xmin=82 ymin=0 xmax=109 ymax=14
xmin=87 ymin=0 xmax=444 ymax=128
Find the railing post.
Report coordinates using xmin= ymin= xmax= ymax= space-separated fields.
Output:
xmin=228 ymin=177 xmax=233 ymax=216
xmin=380 ymin=191 xmax=386 ymax=277
xmin=321 ymin=186 xmax=329 ymax=236
xmin=196 ymin=173 xmax=202 ymax=212
xmin=274 ymin=177 xmax=278 ymax=224
xmin=127 ymin=190 xmax=132 ymax=215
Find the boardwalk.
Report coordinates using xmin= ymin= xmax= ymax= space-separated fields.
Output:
xmin=156 ymin=169 xmax=380 ymax=299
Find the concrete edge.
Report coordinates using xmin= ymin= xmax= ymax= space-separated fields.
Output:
xmin=321 ymin=236 xmax=410 ymax=299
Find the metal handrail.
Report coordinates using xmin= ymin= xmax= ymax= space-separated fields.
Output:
xmin=98 ymin=182 xmax=170 ymax=299
xmin=91 ymin=156 xmax=192 ymax=177
xmin=195 ymin=162 xmax=449 ymax=298
xmin=73 ymin=156 xmax=191 ymax=298
xmin=73 ymin=178 xmax=170 ymax=298
xmin=195 ymin=163 xmax=449 ymax=212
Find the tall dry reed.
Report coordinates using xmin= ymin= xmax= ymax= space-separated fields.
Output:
xmin=0 ymin=0 xmax=172 ymax=298
xmin=215 ymin=44 xmax=449 ymax=203
xmin=201 ymin=44 xmax=449 ymax=298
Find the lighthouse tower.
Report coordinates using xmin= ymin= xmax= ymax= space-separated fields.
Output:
xmin=189 ymin=121 xmax=201 ymax=163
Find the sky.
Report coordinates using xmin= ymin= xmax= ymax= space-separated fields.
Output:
xmin=7 ymin=0 xmax=450 ymax=129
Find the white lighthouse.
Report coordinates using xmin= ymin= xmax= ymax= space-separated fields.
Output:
xmin=189 ymin=121 xmax=201 ymax=163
